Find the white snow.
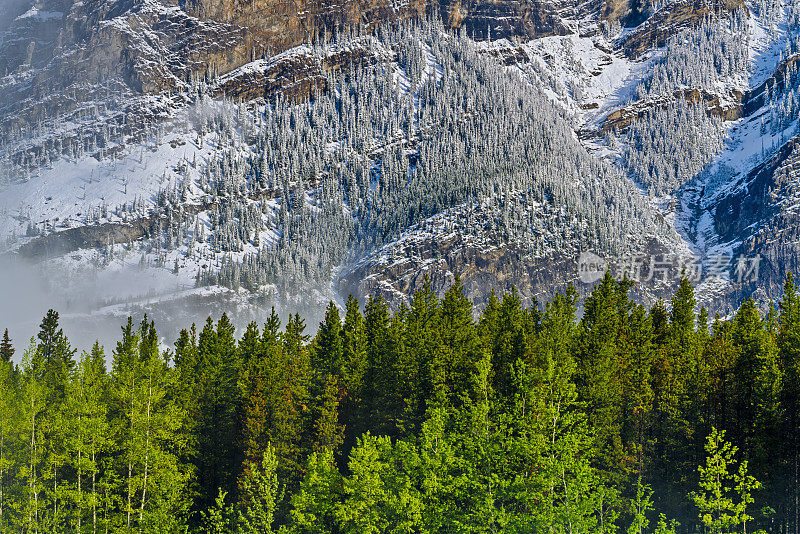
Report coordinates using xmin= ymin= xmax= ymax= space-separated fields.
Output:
xmin=16 ymin=7 xmax=63 ymax=22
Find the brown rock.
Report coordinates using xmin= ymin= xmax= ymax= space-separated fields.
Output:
xmin=622 ymin=0 xmax=744 ymax=59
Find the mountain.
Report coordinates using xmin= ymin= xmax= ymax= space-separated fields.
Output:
xmin=1 ymin=0 xmax=799 ymax=338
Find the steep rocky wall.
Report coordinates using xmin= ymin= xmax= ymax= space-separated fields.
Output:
xmin=184 ymin=0 xmax=425 ymax=63
xmin=337 ymin=231 xmax=682 ymax=313
xmin=601 ymin=88 xmax=744 ymax=134
xmin=701 ymin=136 xmax=800 ymax=313
xmin=621 ymin=0 xmax=744 ymax=59
xmin=213 ymin=38 xmax=391 ymax=101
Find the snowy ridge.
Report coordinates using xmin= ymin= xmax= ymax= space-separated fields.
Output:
xmin=2 ymin=0 xmax=800 ymax=324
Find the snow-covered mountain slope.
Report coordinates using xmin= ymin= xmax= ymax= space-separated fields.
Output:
xmin=2 ymin=0 xmax=800 ymax=338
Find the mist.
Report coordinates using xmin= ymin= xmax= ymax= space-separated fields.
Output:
xmin=0 ymin=0 xmax=33 ymax=33
xmin=0 ymin=254 xmax=334 ymax=364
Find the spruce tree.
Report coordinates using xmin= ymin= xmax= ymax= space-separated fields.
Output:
xmin=0 ymin=330 xmax=13 ymax=364
xmin=339 ymin=295 xmax=366 ymax=456
xmin=438 ymin=275 xmax=481 ymax=407
xmin=576 ymin=271 xmax=628 ymax=482
xmin=0 ymin=339 xmax=15 ymax=531
xmin=314 ymin=302 xmax=344 ymax=380
xmin=779 ymin=273 xmax=800 ymax=533
xmin=36 ymin=310 xmax=76 ymax=404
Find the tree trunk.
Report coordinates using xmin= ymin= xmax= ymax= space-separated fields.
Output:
xmin=139 ymin=372 xmax=153 ymax=529
xmin=0 ymin=431 xmax=4 ymax=529
xmin=127 ymin=371 xmax=135 ymax=531
xmin=92 ymin=444 xmax=97 ymax=534
xmin=795 ymin=434 xmax=798 ymax=534
xmin=77 ymin=432 xmax=82 ymax=534
xmin=30 ymin=399 xmax=37 ymax=534
xmin=126 ymin=458 xmax=132 ymax=530
xmin=54 ymin=465 xmax=57 ymax=529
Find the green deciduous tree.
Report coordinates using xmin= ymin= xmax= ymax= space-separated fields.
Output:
xmin=238 ymin=445 xmax=282 ymax=534
xmin=288 ymin=449 xmax=341 ymax=533
xmin=690 ymin=428 xmax=761 ymax=534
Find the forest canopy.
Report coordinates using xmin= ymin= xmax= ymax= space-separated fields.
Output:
xmin=0 ymin=272 xmax=798 ymax=533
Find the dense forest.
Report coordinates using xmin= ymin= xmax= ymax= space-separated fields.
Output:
xmin=0 ymin=272 xmax=799 ymax=533
xmin=3 ymin=21 xmax=670 ymax=296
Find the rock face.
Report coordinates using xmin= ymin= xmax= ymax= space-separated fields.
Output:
xmin=741 ymin=54 xmax=800 ymax=117
xmin=709 ymin=138 xmax=800 ymax=311
xmin=185 ymin=0 xmax=425 ymax=57
xmin=0 ymin=0 xmax=575 ymax=145
xmin=436 ymin=0 xmax=577 ymax=40
xmin=0 ymin=0 xmax=737 ymax=142
xmin=601 ymin=88 xmax=744 ymax=134
xmin=2 ymin=0 xmax=797 ymax=318
xmin=212 ymin=37 xmax=393 ymax=101
xmin=337 ymin=228 xmax=683 ymax=313
xmin=621 ymin=0 xmax=744 ymax=59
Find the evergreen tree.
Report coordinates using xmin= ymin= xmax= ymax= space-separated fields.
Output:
xmin=438 ymin=275 xmax=481 ymax=407
xmin=313 ymin=303 xmax=344 ymax=379
xmin=311 ymin=374 xmax=344 ymax=455
xmin=195 ymin=315 xmax=241 ymax=511
xmin=36 ymin=310 xmax=76 ymax=404
xmin=576 ymin=271 xmax=628 ymax=482
xmin=779 ymin=273 xmax=800 ymax=534
xmin=0 ymin=330 xmax=13 ymax=364
xmin=339 ymin=295 xmax=367 ymax=456
xmin=730 ymin=299 xmax=780 ymax=479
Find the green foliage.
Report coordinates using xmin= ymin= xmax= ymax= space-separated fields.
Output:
xmin=0 ymin=274 xmax=798 ymax=533
xmin=0 ymin=329 xmax=13 ymax=364
xmin=690 ymin=428 xmax=762 ymax=534
xmin=628 ymin=477 xmax=654 ymax=534
xmin=288 ymin=449 xmax=341 ymax=533
xmin=202 ymin=488 xmax=235 ymax=534
xmin=238 ymin=445 xmax=282 ymax=534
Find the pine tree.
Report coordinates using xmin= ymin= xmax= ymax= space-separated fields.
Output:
xmin=488 ymin=288 xmax=526 ymax=406
xmin=0 ymin=339 xmax=16 ymax=531
xmin=730 ymin=299 xmax=780 ymax=475
xmin=339 ymin=295 xmax=366 ymax=457
xmin=195 ymin=315 xmax=241 ymax=511
xmin=620 ymin=303 xmax=654 ymax=478
xmin=314 ymin=302 xmax=344 ymax=379
xmin=33 ymin=310 xmax=76 ymax=533
xmin=576 ymin=271 xmax=628 ymax=482
xmin=438 ymin=275 xmax=481 ymax=407
xmin=779 ymin=273 xmax=800 ymax=534
xmin=312 ymin=374 xmax=344 ymax=455
xmin=400 ymin=278 xmax=443 ymax=431
xmin=0 ymin=330 xmax=13 ymax=364
xmin=360 ymin=295 xmax=394 ymax=437
xmin=36 ymin=310 xmax=76 ymax=404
